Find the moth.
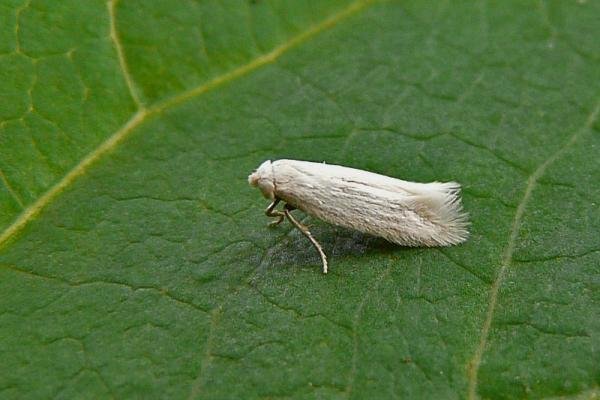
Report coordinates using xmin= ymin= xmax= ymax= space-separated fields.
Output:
xmin=248 ymin=159 xmax=468 ymax=273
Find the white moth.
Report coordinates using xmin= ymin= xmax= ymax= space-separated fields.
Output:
xmin=248 ymin=159 xmax=468 ymax=273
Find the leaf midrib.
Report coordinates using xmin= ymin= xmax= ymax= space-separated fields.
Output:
xmin=0 ymin=0 xmax=374 ymax=250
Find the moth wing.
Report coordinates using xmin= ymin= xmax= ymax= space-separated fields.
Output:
xmin=272 ymin=159 xmax=468 ymax=246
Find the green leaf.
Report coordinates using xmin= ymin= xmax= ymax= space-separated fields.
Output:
xmin=1 ymin=0 xmax=599 ymax=399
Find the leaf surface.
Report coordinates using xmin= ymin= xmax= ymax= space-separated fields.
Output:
xmin=1 ymin=1 xmax=600 ymax=399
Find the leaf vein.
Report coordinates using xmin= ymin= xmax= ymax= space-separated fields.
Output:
xmin=466 ymin=99 xmax=600 ymax=400
xmin=0 ymin=168 xmax=24 ymax=209
xmin=14 ymin=0 xmax=31 ymax=55
xmin=107 ymin=0 xmax=144 ymax=108
xmin=0 ymin=263 xmax=209 ymax=314
xmin=345 ymin=260 xmax=393 ymax=398
xmin=0 ymin=0 xmax=374 ymax=252
xmin=187 ymin=306 xmax=222 ymax=400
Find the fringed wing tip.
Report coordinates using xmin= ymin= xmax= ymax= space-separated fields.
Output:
xmin=413 ymin=181 xmax=469 ymax=246
xmin=437 ymin=182 xmax=470 ymax=245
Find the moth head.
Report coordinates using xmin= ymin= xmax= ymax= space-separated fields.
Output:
xmin=248 ymin=160 xmax=275 ymax=199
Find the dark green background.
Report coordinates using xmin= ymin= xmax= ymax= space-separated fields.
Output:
xmin=1 ymin=0 xmax=599 ymax=399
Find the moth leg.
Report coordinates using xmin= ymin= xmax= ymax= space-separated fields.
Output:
xmin=265 ymin=198 xmax=285 ymax=226
xmin=283 ymin=207 xmax=328 ymax=274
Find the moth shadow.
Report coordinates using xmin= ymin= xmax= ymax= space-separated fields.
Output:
xmin=266 ymin=219 xmax=408 ymax=270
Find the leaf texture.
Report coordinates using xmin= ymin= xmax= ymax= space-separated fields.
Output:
xmin=1 ymin=1 xmax=599 ymax=399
